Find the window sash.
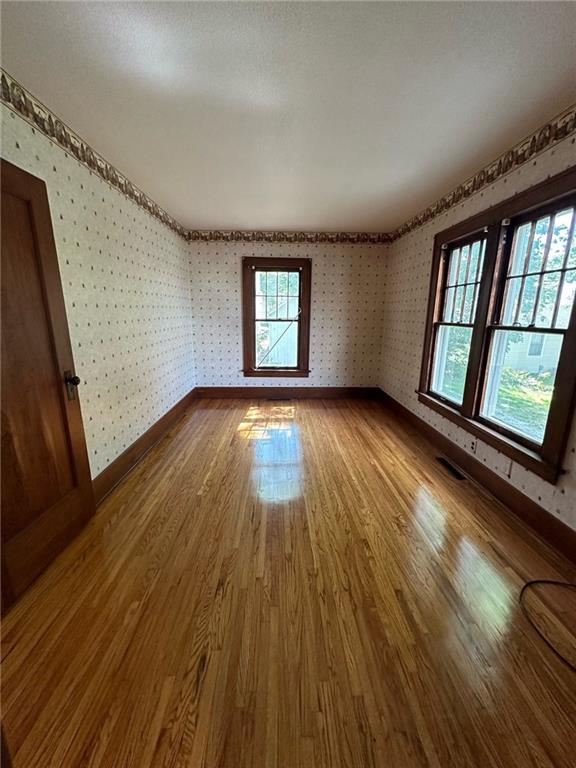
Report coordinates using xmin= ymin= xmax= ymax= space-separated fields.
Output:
xmin=475 ymin=326 xmax=567 ymax=451
xmin=254 ymin=319 xmax=301 ymax=370
xmin=429 ymin=321 xmax=474 ymax=405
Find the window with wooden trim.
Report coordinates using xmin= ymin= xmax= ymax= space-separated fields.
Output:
xmin=419 ymin=167 xmax=576 ymax=482
xmin=242 ymin=257 xmax=311 ymax=377
xmin=429 ymin=234 xmax=486 ymax=404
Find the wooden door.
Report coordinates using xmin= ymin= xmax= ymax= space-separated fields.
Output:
xmin=1 ymin=159 xmax=94 ymax=611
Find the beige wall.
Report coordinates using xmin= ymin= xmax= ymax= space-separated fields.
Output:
xmin=1 ymin=105 xmax=196 ymax=478
xmin=379 ymin=135 xmax=576 ymax=532
xmin=190 ymin=240 xmax=387 ymax=387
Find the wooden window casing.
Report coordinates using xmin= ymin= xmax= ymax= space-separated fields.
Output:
xmin=242 ymin=257 xmax=311 ymax=378
xmin=419 ymin=166 xmax=576 ymax=483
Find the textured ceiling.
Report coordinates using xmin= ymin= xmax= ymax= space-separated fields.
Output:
xmin=1 ymin=1 xmax=575 ymax=233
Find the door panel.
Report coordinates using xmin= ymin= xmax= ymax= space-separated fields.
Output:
xmin=1 ymin=160 xmax=94 ymax=610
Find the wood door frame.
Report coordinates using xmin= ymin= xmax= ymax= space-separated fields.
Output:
xmin=1 ymin=159 xmax=94 ymax=609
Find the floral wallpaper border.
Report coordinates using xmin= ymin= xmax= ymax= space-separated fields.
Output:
xmin=2 ymin=68 xmax=575 ymax=245
xmin=186 ymin=229 xmax=392 ymax=244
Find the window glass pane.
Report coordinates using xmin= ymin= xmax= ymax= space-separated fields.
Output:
xmin=255 ymin=296 xmax=266 ymax=318
xmin=501 ymin=276 xmax=522 ymax=324
xmin=517 ymin=274 xmax=538 ymax=325
xmin=277 ymin=271 xmax=289 ymax=298
xmin=287 ymin=297 xmax=299 ymax=319
xmin=468 ymin=241 xmax=480 ymax=282
xmin=447 ymin=248 xmax=460 ymax=286
xmin=534 ymin=271 xmax=561 ymax=327
xmin=556 ymin=269 xmax=576 ymax=328
xmin=443 ymin=286 xmax=456 ymax=321
xmin=277 ymin=294 xmax=289 ymax=318
xmin=266 ymin=296 xmax=277 ymax=319
xmin=255 ymin=321 xmax=298 ymax=367
xmin=481 ymin=330 xmax=562 ymax=444
xmin=266 ymin=272 xmax=277 ymax=295
xmin=458 ymin=245 xmax=470 ymax=283
xmin=288 ymin=272 xmax=300 ymax=295
xmin=462 ymin=284 xmax=475 ymax=323
xmin=454 ymin=286 xmax=465 ymax=321
xmin=430 ymin=325 xmax=473 ymax=404
xmin=528 ymin=217 xmax=550 ymax=273
xmin=547 ymin=208 xmax=573 ymax=269
xmin=509 ymin=222 xmax=532 ymax=276
xmin=256 ymin=271 xmax=268 ymax=293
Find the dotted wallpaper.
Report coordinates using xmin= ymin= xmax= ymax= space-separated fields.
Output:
xmin=379 ymin=134 xmax=576 ymax=532
xmin=1 ymin=105 xmax=196 ymax=478
xmin=190 ymin=241 xmax=387 ymax=387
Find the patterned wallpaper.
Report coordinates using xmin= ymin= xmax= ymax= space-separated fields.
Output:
xmin=379 ymin=133 xmax=576 ymax=532
xmin=1 ymin=105 xmax=196 ymax=478
xmin=190 ymin=241 xmax=387 ymax=387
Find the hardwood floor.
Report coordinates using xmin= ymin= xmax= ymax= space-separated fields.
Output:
xmin=2 ymin=398 xmax=575 ymax=768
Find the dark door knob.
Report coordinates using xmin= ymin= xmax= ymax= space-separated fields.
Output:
xmin=65 ymin=374 xmax=81 ymax=386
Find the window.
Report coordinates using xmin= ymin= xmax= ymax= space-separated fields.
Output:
xmin=242 ymin=257 xmax=311 ymax=377
xmin=420 ymin=167 xmax=576 ymax=482
xmin=430 ymin=235 xmax=486 ymax=404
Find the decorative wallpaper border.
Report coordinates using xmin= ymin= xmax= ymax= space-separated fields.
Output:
xmin=186 ymin=229 xmax=392 ymax=244
xmin=2 ymin=69 xmax=575 ymax=245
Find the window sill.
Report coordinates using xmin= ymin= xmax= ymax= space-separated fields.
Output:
xmin=417 ymin=391 xmax=560 ymax=484
xmin=243 ymin=369 xmax=310 ymax=378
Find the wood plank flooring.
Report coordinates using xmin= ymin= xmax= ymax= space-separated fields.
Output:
xmin=2 ymin=398 xmax=575 ymax=767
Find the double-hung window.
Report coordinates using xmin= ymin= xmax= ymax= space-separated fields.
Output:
xmin=430 ymin=235 xmax=486 ymax=404
xmin=242 ymin=257 xmax=311 ymax=377
xmin=420 ymin=167 xmax=576 ymax=482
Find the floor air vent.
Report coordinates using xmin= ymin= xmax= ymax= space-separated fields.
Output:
xmin=436 ymin=456 xmax=466 ymax=481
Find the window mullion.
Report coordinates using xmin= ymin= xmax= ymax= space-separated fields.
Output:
xmin=461 ymin=224 xmax=505 ymax=418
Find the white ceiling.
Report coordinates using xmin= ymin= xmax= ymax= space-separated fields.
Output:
xmin=1 ymin=2 xmax=575 ymax=233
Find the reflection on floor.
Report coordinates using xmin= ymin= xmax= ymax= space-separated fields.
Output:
xmin=239 ymin=405 xmax=303 ymax=503
xmin=2 ymin=398 xmax=575 ymax=768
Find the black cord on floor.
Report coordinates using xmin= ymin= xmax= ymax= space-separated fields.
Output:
xmin=519 ymin=579 xmax=576 ymax=673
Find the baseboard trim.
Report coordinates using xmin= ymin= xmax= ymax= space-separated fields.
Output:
xmin=93 ymin=389 xmax=197 ymax=505
xmin=194 ymin=386 xmax=384 ymax=399
xmin=378 ymin=389 xmax=576 ymax=564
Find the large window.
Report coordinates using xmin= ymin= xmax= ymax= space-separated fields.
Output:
xmin=420 ymin=167 xmax=576 ymax=482
xmin=242 ymin=257 xmax=311 ymax=377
